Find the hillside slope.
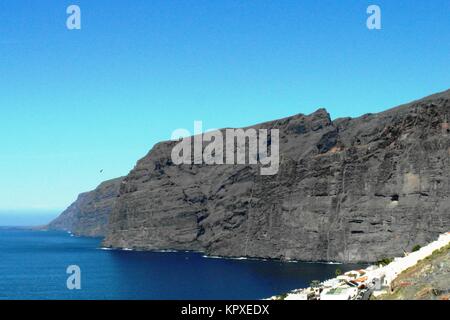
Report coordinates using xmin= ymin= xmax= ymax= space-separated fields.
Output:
xmin=377 ymin=244 xmax=450 ymax=300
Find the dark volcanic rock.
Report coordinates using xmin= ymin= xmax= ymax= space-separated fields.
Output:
xmin=47 ymin=177 xmax=123 ymax=237
xmin=103 ymin=89 xmax=450 ymax=262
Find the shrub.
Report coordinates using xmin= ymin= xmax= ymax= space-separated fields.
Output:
xmin=377 ymin=257 xmax=394 ymax=266
xmin=276 ymin=293 xmax=288 ymax=300
xmin=412 ymin=245 xmax=421 ymax=252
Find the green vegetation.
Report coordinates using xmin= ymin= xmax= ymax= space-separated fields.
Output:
xmin=412 ymin=245 xmax=421 ymax=252
xmin=335 ymin=268 xmax=342 ymax=277
xmin=376 ymin=257 xmax=394 ymax=266
xmin=327 ymin=287 xmax=345 ymax=295
xmin=274 ymin=293 xmax=288 ymax=300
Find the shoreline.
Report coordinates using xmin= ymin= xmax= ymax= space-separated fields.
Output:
xmin=98 ymin=245 xmax=360 ymax=265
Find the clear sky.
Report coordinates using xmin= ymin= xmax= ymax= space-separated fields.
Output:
xmin=0 ymin=0 xmax=449 ymax=212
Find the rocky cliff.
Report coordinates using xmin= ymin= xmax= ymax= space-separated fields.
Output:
xmin=101 ymin=89 xmax=450 ymax=262
xmin=47 ymin=177 xmax=123 ymax=237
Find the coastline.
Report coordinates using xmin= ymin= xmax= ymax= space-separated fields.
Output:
xmin=98 ymin=245 xmax=353 ymax=265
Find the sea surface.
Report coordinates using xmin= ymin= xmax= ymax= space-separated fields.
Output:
xmin=0 ymin=228 xmax=364 ymax=299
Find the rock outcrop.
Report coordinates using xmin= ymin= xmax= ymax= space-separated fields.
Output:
xmin=47 ymin=177 xmax=123 ymax=237
xmin=101 ymin=89 xmax=450 ymax=262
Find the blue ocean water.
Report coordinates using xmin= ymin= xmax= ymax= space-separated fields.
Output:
xmin=0 ymin=229 xmax=363 ymax=300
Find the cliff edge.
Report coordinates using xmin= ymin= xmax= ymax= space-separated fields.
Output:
xmin=46 ymin=177 xmax=123 ymax=237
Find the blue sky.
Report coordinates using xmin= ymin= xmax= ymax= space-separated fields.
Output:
xmin=0 ymin=0 xmax=449 ymax=212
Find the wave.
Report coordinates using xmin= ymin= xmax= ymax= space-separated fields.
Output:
xmin=202 ymin=255 xmax=268 ymax=262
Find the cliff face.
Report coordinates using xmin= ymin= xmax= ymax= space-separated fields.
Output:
xmin=47 ymin=177 xmax=123 ymax=237
xmin=102 ymin=90 xmax=450 ymax=263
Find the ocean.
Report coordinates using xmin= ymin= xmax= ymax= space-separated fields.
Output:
xmin=0 ymin=228 xmax=363 ymax=299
